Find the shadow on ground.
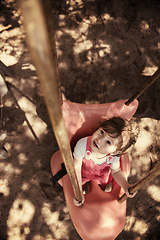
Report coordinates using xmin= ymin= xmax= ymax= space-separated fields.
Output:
xmin=1 ymin=0 xmax=160 ymax=239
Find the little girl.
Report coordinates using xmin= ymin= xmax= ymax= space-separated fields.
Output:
xmin=73 ymin=117 xmax=138 ymax=205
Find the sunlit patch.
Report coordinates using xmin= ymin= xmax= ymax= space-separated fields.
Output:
xmin=56 ymin=14 xmax=112 ymax=68
xmin=74 ymin=40 xmax=93 ymax=54
xmin=135 ymin=118 xmax=159 ymax=153
xmin=21 ymin=182 xmax=30 ymax=191
xmin=34 ymin=159 xmax=42 ymax=168
xmin=113 ymin=56 xmax=118 ymax=60
xmin=102 ymin=13 xmax=112 ymax=21
xmin=59 ymin=14 xmax=65 ymax=20
xmin=0 ymin=162 xmax=21 ymax=175
xmin=140 ymin=21 xmax=149 ymax=32
xmin=7 ymin=198 xmax=35 ymax=240
xmin=125 ymin=51 xmax=130 ymax=55
xmin=0 ymin=178 xmax=10 ymax=196
xmin=32 ymin=235 xmax=43 ymax=240
xmin=105 ymin=79 xmax=115 ymax=93
xmin=18 ymin=153 xmax=28 ymax=165
xmin=41 ymin=202 xmax=69 ymax=239
xmin=59 ymin=62 xmax=68 ymax=69
xmin=147 ymin=185 xmax=160 ymax=202
xmin=126 ymin=216 xmax=148 ymax=235
xmin=131 ymin=168 xmax=137 ymax=175
xmin=32 ymin=234 xmax=52 ymax=240
xmin=56 ymin=30 xmax=63 ymax=39
xmin=15 ymin=144 xmax=22 ymax=151
xmin=21 ymin=63 xmax=36 ymax=71
xmin=139 ymin=47 xmax=144 ymax=53
xmin=156 ymin=207 xmax=160 ymax=221
xmin=45 ymin=234 xmax=54 ymax=240
xmin=125 ymin=216 xmax=135 ymax=230
xmin=133 ymin=220 xmax=148 ymax=234
xmin=97 ymin=42 xmax=111 ymax=55
xmin=4 ymin=45 xmax=13 ymax=55
xmin=1 ymin=27 xmax=24 ymax=61
xmin=87 ymin=50 xmax=92 ymax=62
xmin=99 ymin=50 xmax=104 ymax=57
xmin=0 ymin=52 xmax=18 ymax=66
xmin=59 ymin=14 xmax=66 ymax=27
xmin=0 ymin=23 xmax=12 ymax=31
xmin=2 ymin=98 xmax=13 ymax=107
xmin=142 ymin=66 xmax=158 ymax=76
xmin=89 ymin=15 xmax=97 ymax=24
xmin=85 ymin=100 xmax=100 ymax=104
xmin=59 ymin=21 xmax=66 ymax=27
xmin=65 ymin=28 xmax=80 ymax=39
xmin=135 ymin=127 xmax=152 ymax=152
xmin=18 ymin=97 xmax=47 ymax=139
xmin=142 ymin=56 xmax=158 ymax=76
xmin=157 ymin=28 xmax=160 ymax=34
xmin=129 ymin=117 xmax=160 ymax=179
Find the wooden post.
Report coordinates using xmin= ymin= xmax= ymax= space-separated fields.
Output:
xmin=118 ymin=162 xmax=160 ymax=203
xmin=125 ymin=68 xmax=160 ymax=106
xmin=20 ymin=0 xmax=83 ymax=204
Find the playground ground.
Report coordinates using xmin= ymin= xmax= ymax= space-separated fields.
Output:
xmin=1 ymin=0 xmax=160 ymax=239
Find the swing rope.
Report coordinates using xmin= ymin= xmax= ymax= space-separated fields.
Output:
xmin=125 ymin=67 xmax=160 ymax=106
xmin=20 ymin=0 xmax=83 ymax=204
xmin=118 ymin=161 xmax=160 ymax=203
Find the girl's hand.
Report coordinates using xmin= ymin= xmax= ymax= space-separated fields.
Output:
xmin=125 ymin=184 xmax=137 ymax=198
xmin=73 ymin=193 xmax=85 ymax=206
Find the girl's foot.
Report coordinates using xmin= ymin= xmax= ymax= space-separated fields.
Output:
xmin=99 ymin=182 xmax=112 ymax=192
xmin=83 ymin=181 xmax=90 ymax=194
xmin=104 ymin=182 xmax=112 ymax=192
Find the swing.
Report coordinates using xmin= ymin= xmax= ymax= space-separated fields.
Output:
xmin=20 ymin=1 xmax=160 ymax=239
xmin=50 ymin=99 xmax=138 ymax=240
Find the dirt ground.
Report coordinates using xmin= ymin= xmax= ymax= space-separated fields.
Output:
xmin=1 ymin=0 xmax=160 ymax=239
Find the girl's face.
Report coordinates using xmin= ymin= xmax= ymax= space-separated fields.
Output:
xmin=91 ymin=128 xmax=122 ymax=156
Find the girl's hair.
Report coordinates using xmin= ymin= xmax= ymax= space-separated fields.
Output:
xmin=99 ymin=117 xmax=139 ymax=156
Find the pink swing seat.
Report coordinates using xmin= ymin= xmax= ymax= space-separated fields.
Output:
xmin=51 ymin=99 xmax=138 ymax=240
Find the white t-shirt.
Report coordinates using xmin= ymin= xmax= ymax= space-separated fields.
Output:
xmin=73 ymin=137 xmax=120 ymax=170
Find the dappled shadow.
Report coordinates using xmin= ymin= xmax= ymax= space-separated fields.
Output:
xmin=1 ymin=0 xmax=160 ymax=239
xmin=0 ymin=106 xmax=25 ymax=132
xmin=51 ymin=0 xmax=160 ymax=117
xmin=0 ymin=0 xmax=20 ymax=33
xmin=116 ymin=175 xmax=160 ymax=239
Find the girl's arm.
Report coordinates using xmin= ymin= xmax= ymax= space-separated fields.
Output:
xmin=111 ymin=168 xmax=136 ymax=198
